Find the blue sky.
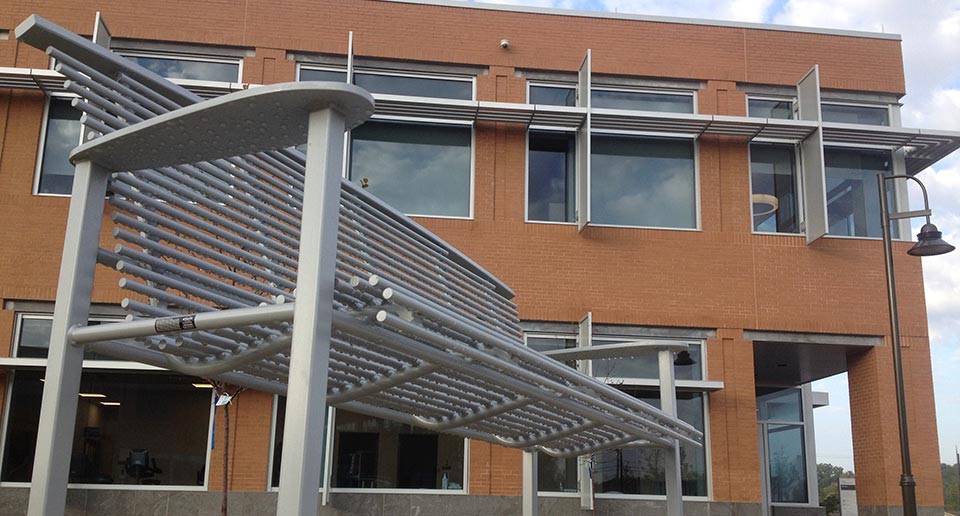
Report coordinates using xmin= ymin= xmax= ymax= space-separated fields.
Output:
xmin=468 ymin=0 xmax=960 ymax=470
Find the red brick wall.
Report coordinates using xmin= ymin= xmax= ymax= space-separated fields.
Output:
xmin=0 ymin=0 xmax=940 ymax=507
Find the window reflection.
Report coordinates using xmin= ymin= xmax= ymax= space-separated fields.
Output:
xmin=123 ymin=55 xmax=240 ymax=82
xmin=16 ymin=316 xmax=118 ymax=361
xmin=824 ymin=148 xmax=896 ymax=238
xmin=354 ymin=73 xmax=472 ymax=100
xmin=591 ymin=342 xmax=702 ymax=381
xmin=350 ymin=121 xmax=471 ymax=218
xmin=766 ymin=424 xmax=808 ymax=503
xmin=528 ymin=131 xmax=576 ymax=223
xmin=748 ymin=99 xmax=794 ymax=120
xmin=529 ymin=85 xmax=576 ymax=107
xmin=299 ymin=68 xmax=348 ymax=82
xmin=37 ymin=98 xmax=82 ymax=195
xmin=592 ymin=90 xmax=694 ymax=113
xmin=821 ymin=104 xmax=888 ymax=126
xmin=591 ymin=136 xmax=696 ymax=229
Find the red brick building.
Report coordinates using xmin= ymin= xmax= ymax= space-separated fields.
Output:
xmin=0 ymin=1 xmax=953 ymax=515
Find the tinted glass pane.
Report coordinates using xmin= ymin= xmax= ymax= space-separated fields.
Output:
xmin=592 ymin=389 xmax=707 ymax=496
xmin=528 ymin=132 xmax=576 ymax=223
xmin=751 ymin=144 xmax=799 ymax=233
xmin=821 ymin=104 xmax=889 ymax=126
xmin=592 ymin=90 xmax=694 ymax=113
xmin=767 ymin=424 xmax=808 ymax=503
xmin=354 ymin=73 xmax=472 ymax=100
xmin=1 ymin=371 xmax=210 ymax=485
xmin=529 ymin=86 xmax=576 ymax=106
xmin=38 ymin=98 xmax=82 ymax=195
xmin=538 ymin=456 xmax=579 ymax=492
xmin=299 ymin=68 xmax=348 ymax=82
xmin=526 ymin=336 xmax=577 ymax=369
xmin=350 ymin=121 xmax=471 ymax=217
xmin=748 ymin=99 xmax=794 ymax=119
xmin=591 ymin=342 xmax=702 ymax=381
xmin=17 ymin=317 xmax=117 ymax=360
xmin=757 ymin=388 xmax=802 ymax=422
xmin=124 ymin=55 xmax=239 ymax=82
xmin=591 ymin=136 xmax=696 ymax=228
xmin=332 ymin=410 xmax=464 ymax=489
xmin=825 ymin=148 xmax=896 ymax=238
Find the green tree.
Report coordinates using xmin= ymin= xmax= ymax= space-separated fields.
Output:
xmin=817 ymin=462 xmax=853 ymax=515
xmin=944 ymin=462 xmax=959 ymax=512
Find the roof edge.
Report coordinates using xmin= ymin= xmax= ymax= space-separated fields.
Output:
xmin=382 ymin=0 xmax=902 ymax=41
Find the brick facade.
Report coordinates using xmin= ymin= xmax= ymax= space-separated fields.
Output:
xmin=0 ymin=0 xmax=944 ymax=511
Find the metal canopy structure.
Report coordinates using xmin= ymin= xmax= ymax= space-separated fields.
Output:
xmin=15 ymin=14 xmax=701 ymax=516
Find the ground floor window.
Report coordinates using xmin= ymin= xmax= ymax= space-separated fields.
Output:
xmin=1 ymin=370 xmax=211 ymax=486
xmin=271 ymin=399 xmax=466 ymax=490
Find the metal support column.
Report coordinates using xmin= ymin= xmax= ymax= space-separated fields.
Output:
xmin=27 ymin=160 xmax=110 ymax=516
xmin=522 ymin=449 xmax=539 ymax=516
xmin=659 ymin=349 xmax=684 ymax=516
xmin=276 ymin=108 xmax=347 ymax=516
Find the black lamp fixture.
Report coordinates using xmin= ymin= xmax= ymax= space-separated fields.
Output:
xmin=907 ymin=223 xmax=955 ymax=257
xmin=673 ymin=350 xmax=696 ymax=366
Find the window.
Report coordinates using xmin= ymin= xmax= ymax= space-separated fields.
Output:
xmin=824 ymin=148 xmax=896 ymax=238
xmin=592 ymin=389 xmax=708 ymax=497
xmin=527 ymin=131 xmax=576 ymax=223
xmin=748 ymin=98 xmax=794 ymax=120
xmin=298 ymin=68 xmax=348 ymax=83
xmin=750 ymin=144 xmax=800 ymax=234
xmin=757 ymin=388 xmax=808 ymax=504
xmin=270 ymin=400 xmax=466 ymax=491
xmin=592 ymin=89 xmax=694 ymax=113
xmin=354 ymin=72 xmax=472 ymax=100
xmin=0 ymin=313 xmax=213 ymax=487
xmin=15 ymin=314 xmax=118 ymax=360
xmin=591 ymin=135 xmax=697 ymax=229
xmin=350 ymin=121 xmax=472 ymax=218
xmin=529 ymin=85 xmax=576 ymax=107
xmin=525 ymin=332 xmax=710 ymax=498
xmin=122 ymin=53 xmax=241 ymax=82
xmin=36 ymin=97 xmax=82 ymax=195
xmin=821 ymin=103 xmax=889 ymax=126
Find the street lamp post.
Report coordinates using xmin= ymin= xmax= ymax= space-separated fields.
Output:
xmin=877 ymin=173 xmax=955 ymax=516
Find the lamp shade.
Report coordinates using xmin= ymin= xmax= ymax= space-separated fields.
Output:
xmin=907 ymin=223 xmax=955 ymax=256
xmin=673 ymin=350 xmax=696 ymax=366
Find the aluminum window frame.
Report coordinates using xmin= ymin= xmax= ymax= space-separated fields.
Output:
xmin=524 ymin=331 xmax=713 ymax=501
xmin=820 ymin=145 xmax=900 ymax=241
xmin=265 ymin=395 xmax=470 ymax=495
xmin=0 ymin=313 xmax=217 ymax=490
xmin=746 ymin=95 xmax=797 ymax=121
xmin=590 ymin=84 xmax=698 ymax=115
xmin=757 ymin=385 xmax=819 ymax=509
xmin=523 ymin=128 xmax=578 ymax=225
xmin=820 ymin=100 xmax=892 ymax=127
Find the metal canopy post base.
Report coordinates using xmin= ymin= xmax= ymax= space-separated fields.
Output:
xmin=660 ymin=349 xmax=684 ymax=516
xmin=275 ymin=107 xmax=347 ymax=516
xmin=522 ymin=449 xmax=539 ymax=516
xmin=27 ymin=160 xmax=110 ymax=516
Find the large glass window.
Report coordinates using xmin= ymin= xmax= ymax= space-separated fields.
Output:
xmin=592 ymin=90 xmax=694 ymax=113
xmin=750 ymin=144 xmax=800 ymax=234
xmin=350 ymin=121 xmax=472 ymax=218
xmin=529 ymin=85 xmax=576 ymax=107
xmin=591 ymin=341 xmax=703 ymax=382
xmin=36 ymin=97 xmax=82 ymax=195
xmin=122 ymin=54 xmax=240 ymax=82
xmin=821 ymin=103 xmax=889 ymax=126
xmin=527 ymin=131 xmax=576 ymax=223
xmin=824 ymin=148 xmax=895 ymax=238
xmin=592 ymin=389 xmax=708 ymax=497
xmin=1 ymin=370 xmax=211 ymax=485
xmin=591 ymin=135 xmax=697 ymax=229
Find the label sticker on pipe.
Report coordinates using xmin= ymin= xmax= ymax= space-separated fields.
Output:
xmin=155 ymin=315 xmax=197 ymax=333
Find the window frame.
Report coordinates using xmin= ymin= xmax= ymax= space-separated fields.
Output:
xmin=117 ymin=49 xmax=243 ymax=86
xmin=523 ymin=331 xmax=713 ymax=501
xmin=296 ymin=64 xmax=476 ymax=101
xmin=820 ymin=100 xmax=891 ymax=127
xmin=0 ymin=312 xmax=216 ymax=490
xmin=266 ymin=396 xmax=471 ymax=495
xmin=523 ymin=128 xmax=577 ymax=225
xmin=745 ymin=95 xmax=796 ymax=120
xmin=590 ymin=84 xmax=698 ymax=115
xmin=821 ymin=145 xmax=899 ymax=241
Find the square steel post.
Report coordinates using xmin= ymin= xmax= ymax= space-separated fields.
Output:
xmin=276 ymin=107 xmax=347 ymax=516
xmin=27 ymin=160 xmax=110 ymax=516
xmin=522 ymin=449 xmax=539 ymax=516
xmin=659 ymin=349 xmax=684 ymax=516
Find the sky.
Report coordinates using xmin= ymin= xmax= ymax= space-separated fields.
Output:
xmin=468 ymin=0 xmax=960 ymax=470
